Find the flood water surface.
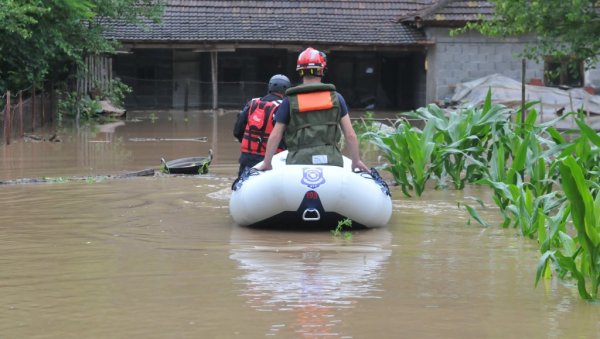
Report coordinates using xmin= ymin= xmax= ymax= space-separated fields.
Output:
xmin=1 ymin=111 xmax=598 ymax=338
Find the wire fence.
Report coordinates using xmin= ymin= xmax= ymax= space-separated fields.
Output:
xmin=1 ymin=86 xmax=54 ymax=145
xmin=1 ymin=78 xmax=271 ymax=144
xmin=120 ymin=77 xmax=268 ymax=110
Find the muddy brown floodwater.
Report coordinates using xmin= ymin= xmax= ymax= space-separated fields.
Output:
xmin=0 ymin=110 xmax=598 ymax=338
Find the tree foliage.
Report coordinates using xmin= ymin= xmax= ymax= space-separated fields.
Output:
xmin=462 ymin=0 xmax=600 ymax=68
xmin=0 ymin=0 xmax=164 ymax=93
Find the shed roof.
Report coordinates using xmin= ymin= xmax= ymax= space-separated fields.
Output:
xmin=102 ymin=0 xmax=436 ymax=47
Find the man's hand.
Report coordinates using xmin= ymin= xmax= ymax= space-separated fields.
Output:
xmin=255 ymin=162 xmax=272 ymax=171
xmin=352 ymin=160 xmax=369 ymax=172
xmin=256 ymin=122 xmax=285 ymax=172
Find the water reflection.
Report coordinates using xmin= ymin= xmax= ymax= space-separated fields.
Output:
xmin=0 ymin=110 xmax=240 ymax=181
xmin=2 ymin=110 xmax=600 ymax=337
xmin=229 ymin=227 xmax=392 ymax=337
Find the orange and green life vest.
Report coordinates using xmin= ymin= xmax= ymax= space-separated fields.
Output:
xmin=285 ymin=83 xmax=343 ymax=167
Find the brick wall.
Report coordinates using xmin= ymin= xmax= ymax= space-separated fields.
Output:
xmin=424 ymin=27 xmax=544 ymax=104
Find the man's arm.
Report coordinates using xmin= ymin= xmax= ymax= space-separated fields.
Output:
xmin=340 ymin=115 xmax=369 ymax=172
xmin=233 ymin=103 xmax=250 ymax=142
xmin=255 ymin=122 xmax=286 ymax=171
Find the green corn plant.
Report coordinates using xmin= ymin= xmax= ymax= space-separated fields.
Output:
xmin=506 ymin=183 xmax=536 ymax=237
xmin=519 ymin=109 xmax=558 ymax=197
xmin=573 ymin=115 xmax=600 ymax=181
xmin=365 ymin=122 xmax=412 ymax=196
xmin=405 ymin=89 xmax=511 ymax=189
xmin=479 ymin=171 xmax=551 ymax=237
xmin=537 ymin=199 xmax=570 ymax=283
xmin=476 ymin=108 xmax=547 ymax=222
xmin=367 ymin=119 xmax=437 ymax=197
xmin=549 ymin=114 xmax=600 ymax=181
xmin=404 ymin=121 xmax=437 ymax=196
xmin=352 ymin=111 xmax=380 ymax=140
xmin=537 ymin=156 xmax=600 ymax=300
xmin=476 ymin=131 xmax=527 ymax=227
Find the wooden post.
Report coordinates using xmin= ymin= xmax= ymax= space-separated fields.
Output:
xmin=521 ymin=59 xmax=526 ymax=129
xmin=7 ymin=91 xmax=11 ymax=144
xmin=2 ymin=92 xmax=5 ymax=143
xmin=539 ymin=99 xmax=543 ymax=126
xmin=32 ymin=82 xmax=36 ymax=132
xmin=19 ymin=91 xmax=23 ymax=137
xmin=585 ymin=91 xmax=590 ymax=118
xmin=569 ymin=92 xmax=575 ymax=129
xmin=241 ymin=81 xmax=245 ymax=103
xmin=49 ymin=82 xmax=54 ymax=123
xmin=3 ymin=92 xmax=6 ymax=143
xmin=184 ymin=79 xmax=189 ymax=112
xmin=76 ymin=92 xmax=81 ymax=126
xmin=211 ymin=51 xmax=218 ymax=109
xmin=41 ymin=82 xmax=45 ymax=127
xmin=85 ymin=56 xmax=90 ymax=94
xmin=5 ymin=91 xmax=10 ymax=145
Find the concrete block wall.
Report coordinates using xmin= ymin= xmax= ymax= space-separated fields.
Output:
xmin=585 ymin=67 xmax=600 ymax=93
xmin=424 ymin=27 xmax=544 ymax=104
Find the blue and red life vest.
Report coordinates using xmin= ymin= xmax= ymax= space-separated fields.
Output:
xmin=241 ymin=98 xmax=282 ymax=156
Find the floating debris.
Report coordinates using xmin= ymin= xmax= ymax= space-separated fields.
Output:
xmin=24 ymin=134 xmax=61 ymax=142
xmin=129 ymin=137 xmax=208 ymax=142
xmin=0 ymin=168 xmax=156 ymax=185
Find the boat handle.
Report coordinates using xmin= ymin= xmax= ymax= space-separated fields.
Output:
xmin=302 ymin=208 xmax=321 ymax=221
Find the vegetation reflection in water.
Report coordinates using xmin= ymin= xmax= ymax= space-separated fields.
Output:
xmin=354 ymin=90 xmax=600 ymax=301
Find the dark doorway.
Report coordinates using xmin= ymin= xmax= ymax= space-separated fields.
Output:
xmin=114 ymin=49 xmax=173 ymax=108
xmin=113 ymin=48 xmax=423 ymax=111
xmin=325 ymin=52 xmax=422 ymax=111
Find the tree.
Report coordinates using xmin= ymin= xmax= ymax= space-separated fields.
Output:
xmin=0 ymin=0 xmax=164 ymax=93
xmin=461 ymin=0 xmax=600 ymax=69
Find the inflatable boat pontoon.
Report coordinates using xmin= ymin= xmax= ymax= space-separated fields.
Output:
xmin=230 ymin=151 xmax=392 ymax=228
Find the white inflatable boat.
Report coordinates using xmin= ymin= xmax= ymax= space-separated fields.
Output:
xmin=230 ymin=150 xmax=392 ymax=228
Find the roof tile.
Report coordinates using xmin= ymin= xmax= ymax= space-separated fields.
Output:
xmin=102 ymin=0 xmax=439 ymax=45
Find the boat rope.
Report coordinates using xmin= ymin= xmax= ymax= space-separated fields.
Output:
xmin=231 ymin=167 xmax=261 ymax=191
xmin=357 ymin=168 xmax=391 ymax=197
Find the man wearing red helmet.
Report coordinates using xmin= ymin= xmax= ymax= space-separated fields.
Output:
xmin=256 ymin=47 xmax=369 ymax=172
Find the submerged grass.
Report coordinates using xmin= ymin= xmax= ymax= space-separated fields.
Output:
xmin=331 ymin=218 xmax=352 ymax=239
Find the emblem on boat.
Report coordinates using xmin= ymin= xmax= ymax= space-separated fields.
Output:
xmin=301 ymin=168 xmax=326 ymax=189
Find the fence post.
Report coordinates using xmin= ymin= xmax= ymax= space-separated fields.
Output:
xmin=5 ymin=91 xmax=10 ymax=145
xmin=41 ymin=82 xmax=45 ymax=127
xmin=2 ymin=91 xmax=8 ymax=143
xmin=32 ymin=82 xmax=36 ymax=132
xmin=2 ymin=91 xmax=4 ymax=143
xmin=19 ymin=91 xmax=23 ymax=137
xmin=50 ymin=81 xmax=54 ymax=122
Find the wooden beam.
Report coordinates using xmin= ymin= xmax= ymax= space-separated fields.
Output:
xmin=119 ymin=41 xmax=428 ymax=53
xmin=211 ymin=51 xmax=218 ymax=109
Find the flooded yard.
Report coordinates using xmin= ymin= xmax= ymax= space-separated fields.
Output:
xmin=0 ymin=110 xmax=598 ymax=338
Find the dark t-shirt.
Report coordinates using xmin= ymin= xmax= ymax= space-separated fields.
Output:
xmin=274 ymin=92 xmax=349 ymax=124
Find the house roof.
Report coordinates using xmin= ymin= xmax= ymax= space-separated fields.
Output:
xmin=102 ymin=0 xmax=436 ymax=48
xmin=399 ymin=0 xmax=494 ymax=27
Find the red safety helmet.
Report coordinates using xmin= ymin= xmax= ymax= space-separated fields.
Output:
xmin=296 ymin=47 xmax=327 ymax=77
